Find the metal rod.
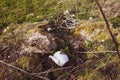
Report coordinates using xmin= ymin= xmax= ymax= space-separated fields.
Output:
xmin=95 ymin=0 xmax=120 ymax=58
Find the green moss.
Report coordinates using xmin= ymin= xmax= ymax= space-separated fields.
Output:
xmin=86 ymin=41 xmax=95 ymax=49
xmin=103 ymin=39 xmax=115 ymax=50
xmin=74 ymin=21 xmax=106 ymax=37
xmin=116 ymin=34 xmax=120 ymax=44
xmin=60 ymin=46 xmax=69 ymax=53
xmin=93 ymin=31 xmax=111 ymax=41
xmin=97 ymin=45 xmax=106 ymax=51
xmin=110 ymin=17 xmax=120 ymax=28
xmin=0 ymin=0 xmax=96 ymax=31
xmin=86 ymin=0 xmax=94 ymax=3
xmin=22 ymin=74 xmax=31 ymax=80
xmin=16 ymin=15 xmax=26 ymax=24
xmin=78 ymin=71 xmax=101 ymax=80
xmin=78 ymin=12 xmax=90 ymax=19
xmin=17 ymin=56 xmax=34 ymax=69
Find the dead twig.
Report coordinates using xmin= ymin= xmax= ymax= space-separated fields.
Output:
xmin=57 ymin=65 xmax=80 ymax=80
xmin=77 ymin=51 xmax=117 ymax=54
xmin=0 ymin=60 xmax=49 ymax=80
xmin=33 ymin=66 xmax=72 ymax=75
xmin=95 ymin=0 xmax=120 ymax=58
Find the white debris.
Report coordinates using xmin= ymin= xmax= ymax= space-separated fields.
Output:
xmin=89 ymin=17 xmax=94 ymax=20
xmin=8 ymin=56 xmax=11 ymax=58
xmin=49 ymin=51 xmax=69 ymax=67
xmin=47 ymin=27 xmax=52 ymax=31
xmin=70 ymin=14 xmax=75 ymax=17
xmin=27 ymin=13 xmax=35 ymax=17
xmin=88 ymin=17 xmax=95 ymax=22
xmin=101 ymin=40 xmax=105 ymax=42
xmin=64 ymin=10 xmax=69 ymax=15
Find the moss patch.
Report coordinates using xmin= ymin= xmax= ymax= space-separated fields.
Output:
xmin=116 ymin=34 xmax=120 ymax=44
xmin=17 ymin=56 xmax=34 ymax=69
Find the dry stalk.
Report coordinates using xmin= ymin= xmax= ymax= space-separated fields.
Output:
xmin=33 ymin=66 xmax=72 ymax=75
xmin=77 ymin=51 xmax=117 ymax=54
xmin=95 ymin=0 xmax=120 ymax=58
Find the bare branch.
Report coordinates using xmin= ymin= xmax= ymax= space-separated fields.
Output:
xmin=33 ymin=66 xmax=72 ymax=75
xmin=77 ymin=51 xmax=117 ymax=54
xmin=95 ymin=0 xmax=120 ymax=58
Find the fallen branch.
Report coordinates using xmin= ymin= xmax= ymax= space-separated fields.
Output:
xmin=95 ymin=0 xmax=120 ymax=58
xmin=33 ymin=66 xmax=72 ymax=75
xmin=0 ymin=60 xmax=49 ymax=80
xmin=77 ymin=51 xmax=117 ymax=54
